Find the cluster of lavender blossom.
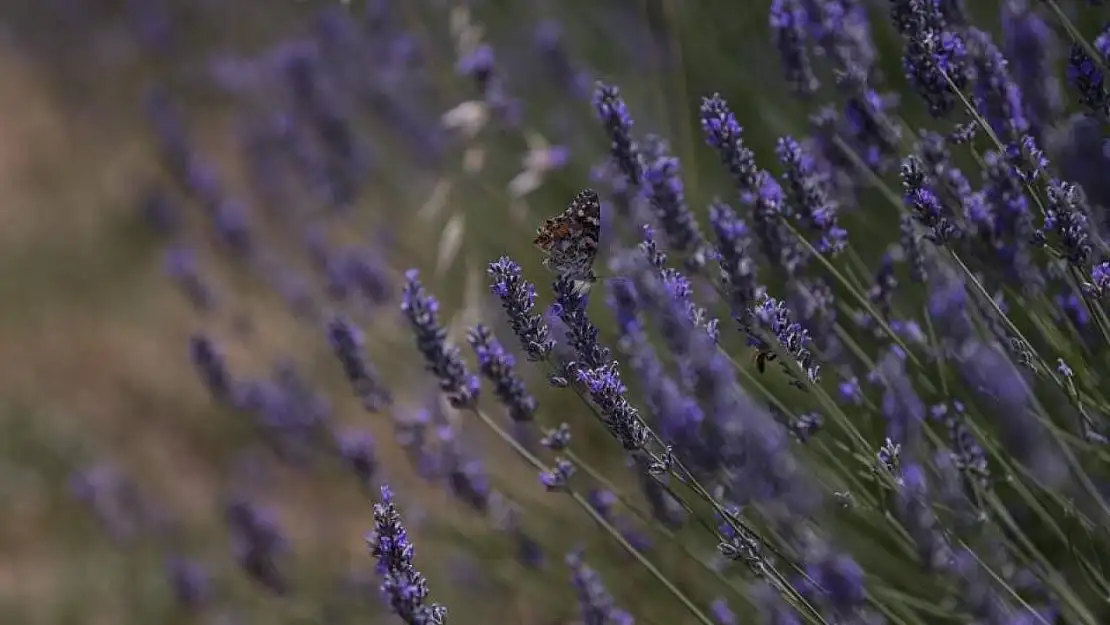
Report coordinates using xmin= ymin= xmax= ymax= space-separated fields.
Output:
xmin=64 ymin=0 xmax=1110 ymax=623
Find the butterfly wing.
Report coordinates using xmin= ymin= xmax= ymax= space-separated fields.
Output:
xmin=533 ymin=216 xmax=571 ymax=253
xmin=533 ymin=188 xmax=603 ymax=286
xmin=566 ymin=189 xmax=602 ymax=257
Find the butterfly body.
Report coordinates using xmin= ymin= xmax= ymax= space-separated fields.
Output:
xmin=534 ymin=188 xmax=602 ymax=293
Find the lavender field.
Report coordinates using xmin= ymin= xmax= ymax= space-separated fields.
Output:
xmin=2 ymin=1 xmax=1110 ymax=624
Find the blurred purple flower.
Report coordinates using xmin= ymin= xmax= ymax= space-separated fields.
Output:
xmin=225 ymin=499 xmax=289 ymax=595
xmin=165 ymin=555 xmax=212 ymax=610
xmin=327 ymin=315 xmax=393 ymax=412
xmin=337 ymin=428 xmax=378 ymax=489
xmin=566 ymin=549 xmax=634 ymax=625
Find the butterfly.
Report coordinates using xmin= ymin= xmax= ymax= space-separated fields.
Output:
xmin=533 ymin=188 xmax=602 ymax=294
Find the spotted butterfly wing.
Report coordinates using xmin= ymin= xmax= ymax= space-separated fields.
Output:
xmin=533 ymin=188 xmax=602 ymax=294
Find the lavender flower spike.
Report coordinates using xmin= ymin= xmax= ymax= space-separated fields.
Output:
xmin=700 ymin=94 xmax=801 ymax=274
xmin=488 ymin=257 xmax=555 ymax=361
xmin=593 ymin=82 xmax=642 ymax=187
xmin=368 ymin=485 xmax=447 ymax=625
xmin=402 ymin=269 xmax=480 ymax=409
xmin=467 ymin=324 xmax=537 ymax=423
xmin=190 ymin=334 xmax=232 ymax=401
xmin=643 ymin=139 xmax=710 ymax=269
xmin=770 ymin=0 xmax=819 ymax=96
xmin=576 ymin=360 xmax=651 ymax=452
xmin=566 ymin=549 xmax=634 ymax=625
xmin=327 ymin=315 xmax=393 ymax=411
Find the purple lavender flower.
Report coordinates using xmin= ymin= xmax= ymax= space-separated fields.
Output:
xmin=926 ymin=263 xmax=974 ymax=345
xmin=165 ymin=556 xmax=211 ymax=610
xmin=233 ymin=367 xmax=332 ymax=464
xmin=776 ymin=136 xmax=847 ymax=255
xmin=322 ymin=246 xmax=393 ymax=306
xmin=69 ymin=465 xmax=155 ymax=544
xmin=979 ymin=150 xmax=1044 ymax=292
xmin=900 ymin=154 xmax=962 ymax=244
xmin=895 ymin=463 xmax=953 ymax=571
xmin=770 ymin=0 xmax=819 ymax=96
xmin=165 ymin=247 xmax=216 ymax=312
xmin=708 ymin=200 xmax=762 ymax=326
xmin=566 ymin=549 xmax=634 ymax=625
xmin=279 ymin=43 xmax=365 ymax=210
xmin=800 ymin=546 xmax=868 ymax=619
xmin=642 ymin=140 xmax=710 ymax=269
xmin=552 ymin=275 xmax=611 ymax=371
xmin=367 ymin=485 xmax=447 ymax=625
xmin=540 ymin=422 xmax=572 ymax=450
xmin=1066 ymin=41 xmax=1109 ymax=119
xmin=700 ymin=94 xmax=803 ymax=273
xmin=709 ymin=599 xmax=737 ymax=625
xmin=966 ymin=28 xmax=1030 ymax=148
xmin=393 ymin=408 xmax=440 ymax=481
xmin=613 ymin=249 xmax=815 ymax=512
xmin=225 ymin=499 xmax=289 ymax=595
xmin=889 ymin=0 xmax=970 ymax=117
xmin=788 ymin=412 xmax=824 ymax=442
xmin=456 ymin=43 xmax=495 ymax=88
xmin=190 ymin=334 xmax=232 ymax=401
xmin=916 ymin=130 xmax=971 ymax=204
xmin=811 ymin=0 xmax=878 ymax=80
xmin=211 ymin=199 xmax=254 ymax=256
xmin=1084 ymin=261 xmax=1110 ymax=295
xmin=540 ymin=457 xmax=576 ymax=491
xmin=839 ymin=375 xmax=863 ymax=405
xmin=1001 ymin=0 xmax=1063 ymax=141
xmin=533 ymin=20 xmax=591 ymax=99
xmin=401 ymin=270 xmax=480 ymax=409
xmin=327 ymin=315 xmax=392 ymax=411
xmin=642 ymin=228 xmax=719 ymax=339
xmin=443 ymin=450 xmax=492 ymax=514
xmin=487 ymin=257 xmax=555 ymax=361
xmin=753 ymin=296 xmax=821 ymax=385
xmin=934 ymin=402 xmax=990 ymax=486
xmin=790 ymin=277 xmax=840 ymax=356
xmin=585 ymin=489 xmax=655 ymax=551
xmin=575 ymin=361 xmax=650 ymax=452
xmin=957 ymin=341 xmax=1067 ymax=487
xmin=593 ymin=82 xmax=642 ymax=187
xmin=515 ymin=530 xmax=545 ymax=569
xmin=608 ymin=275 xmax=704 ymax=461
xmin=1035 ymin=180 xmax=1094 ymax=268
xmin=467 ymin=325 xmax=537 ymax=424
xmin=810 ymin=83 xmax=902 ymax=184
xmin=336 ymin=428 xmax=378 ymax=487
xmin=258 ymin=256 xmax=319 ymax=321
xmin=874 ymin=349 xmax=926 ymax=455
